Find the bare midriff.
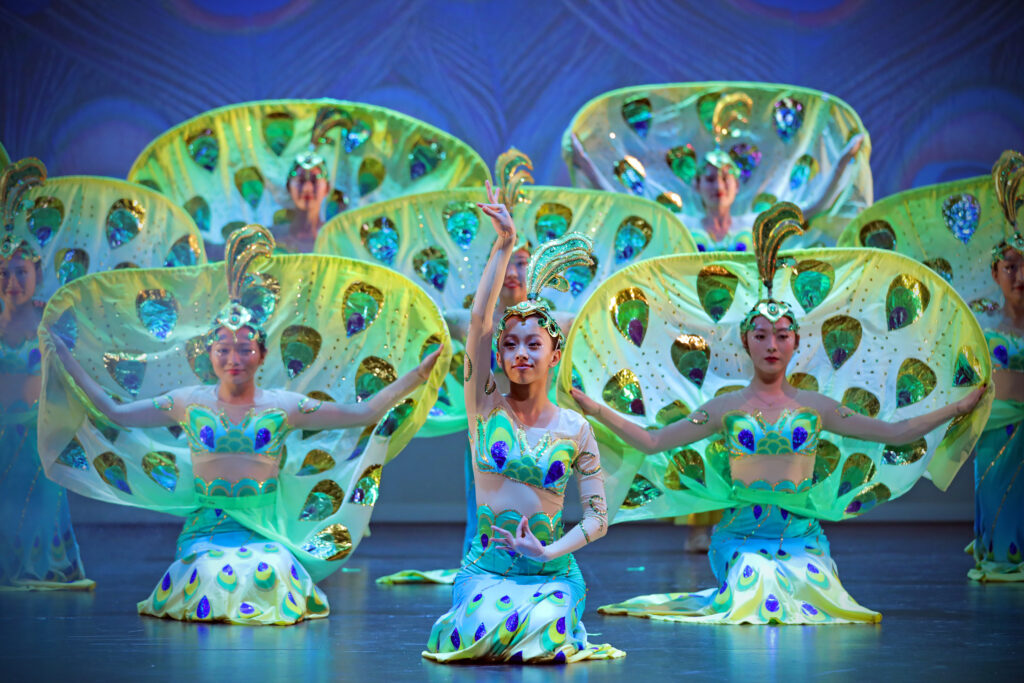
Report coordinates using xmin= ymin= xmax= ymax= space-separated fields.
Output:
xmin=473 ymin=470 xmax=562 ymax=521
xmin=192 ymin=452 xmax=279 ymax=485
xmin=729 ymin=453 xmax=814 ymax=487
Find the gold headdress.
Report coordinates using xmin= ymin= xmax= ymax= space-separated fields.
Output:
xmin=740 ymin=202 xmax=805 ymax=333
xmin=207 ymin=224 xmax=276 ymax=346
xmin=286 ymin=108 xmax=338 ymax=182
xmin=698 ymin=93 xmax=753 ymax=180
xmin=0 ymin=158 xmax=46 ymax=263
xmin=991 ymin=149 xmax=1024 ymax=265
xmin=493 ymin=147 xmax=535 ymax=253
xmin=497 ymin=232 xmax=593 ymax=349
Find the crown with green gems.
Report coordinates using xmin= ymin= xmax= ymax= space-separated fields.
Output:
xmin=497 ymin=232 xmax=594 ymax=350
xmin=206 ymin=225 xmax=276 ymax=347
xmin=285 ymin=108 xmax=341 ymax=181
xmin=991 ymin=149 xmax=1024 ymax=266
xmin=739 ymin=202 xmax=806 ymax=334
xmin=696 ymin=92 xmax=754 ymax=180
xmin=0 ymin=157 xmax=46 ymax=263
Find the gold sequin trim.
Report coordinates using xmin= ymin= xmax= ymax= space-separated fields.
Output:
xmin=298 ymin=397 xmax=323 ymax=414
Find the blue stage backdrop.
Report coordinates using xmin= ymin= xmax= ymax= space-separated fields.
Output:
xmin=1 ymin=0 xmax=1022 ymax=198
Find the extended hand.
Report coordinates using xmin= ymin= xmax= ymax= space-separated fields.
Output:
xmin=477 ymin=179 xmax=516 ymax=249
xmin=955 ymin=384 xmax=989 ymax=416
xmin=570 ymin=388 xmax=601 ymax=417
xmin=840 ymin=133 xmax=865 ymax=163
xmin=490 ymin=516 xmax=548 ymax=562
xmin=416 ymin=344 xmax=444 ymax=381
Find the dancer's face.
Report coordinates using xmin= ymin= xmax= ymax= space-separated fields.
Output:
xmin=0 ymin=256 xmax=39 ymax=310
xmin=288 ymin=167 xmax=330 ymax=213
xmin=497 ymin=316 xmax=560 ymax=386
xmin=500 ymin=248 xmax=530 ymax=306
xmin=695 ymin=165 xmax=738 ymax=213
xmin=209 ymin=327 xmax=265 ymax=388
xmin=743 ymin=316 xmax=798 ymax=376
xmin=992 ymin=247 xmax=1024 ymax=309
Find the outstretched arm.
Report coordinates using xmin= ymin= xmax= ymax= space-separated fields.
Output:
xmin=492 ymin=425 xmax=609 ymax=562
xmin=47 ymin=331 xmax=178 ymax=428
xmin=816 ymin=386 xmax=987 ymax=444
xmin=802 ymin=133 xmax=864 ymax=219
xmin=291 ymin=347 xmax=442 ymax=430
xmin=570 ymin=388 xmax=720 ymax=453
xmin=570 ymin=133 xmax=617 ymax=192
xmin=464 ymin=180 xmax=517 ymax=412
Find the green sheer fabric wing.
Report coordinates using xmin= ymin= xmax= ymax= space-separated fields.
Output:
xmin=127 ymin=99 xmax=490 ymax=247
xmin=0 ymin=141 xmax=9 ymax=170
xmin=558 ymin=248 xmax=991 ymax=523
xmin=315 ymin=186 xmax=696 ymax=435
xmin=564 ymin=82 xmax=872 ymax=246
xmin=38 ymin=255 xmax=450 ymax=580
xmin=837 ymin=175 xmax=1002 ymax=322
xmin=9 ymin=176 xmax=206 ymax=299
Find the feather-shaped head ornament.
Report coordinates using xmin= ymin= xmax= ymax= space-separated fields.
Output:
xmin=991 ymin=150 xmax=1024 ymax=266
xmin=497 ymin=232 xmax=593 ymax=350
xmin=0 ymin=158 xmax=46 ymax=263
xmin=207 ymin=225 xmax=276 ymax=347
xmin=740 ymin=202 xmax=805 ymax=334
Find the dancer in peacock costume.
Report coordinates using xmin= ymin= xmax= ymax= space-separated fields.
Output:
xmin=0 ymin=158 xmax=206 ymax=590
xmin=422 ymin=183 xmax=623 ymax=663
xmin=38 ymin=225 xmax=450 ymax=624
xmin=317 ymin=149 xmax=694 ymax=584
xmin=128 ymin=99 xmax=490 ymax=257
xmin=566 ymin=82 xmax=870 ymax=252
xmin=839 ymin=152 xmax=1024 ymax=581
xmin=565 ymin=203 xmax=991 ymax=624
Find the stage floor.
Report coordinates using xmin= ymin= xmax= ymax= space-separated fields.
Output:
xmin=1 ymin=521 xmax=1021 ymax=681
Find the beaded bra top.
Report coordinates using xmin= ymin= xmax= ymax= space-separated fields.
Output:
xmin=0 ymin=336 xmax=41 ymax=376
xmin=473 ymin=405 xmax=580 ymax=496
xmin=722 ymin=408 xmax=822 ymax=458
xmin=183 ymin=404 xmax=290 ymax=460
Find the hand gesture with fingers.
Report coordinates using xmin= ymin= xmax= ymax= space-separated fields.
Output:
xmin=416 ymin=344 xmax=444 ymax=381
xmin=570 ymin=388 xmax=601 ymax=417
xmin=477 ymin=179 xmax=516 ymax=250
xmin=490 ymin=516 xmax=548 ymax=562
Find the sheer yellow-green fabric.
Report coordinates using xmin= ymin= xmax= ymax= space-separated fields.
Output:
xmin=315 ymin=186 xmax=696 ymax=435
xmin=127 ymin=99 xmax=490 ymax=248
xmin=837 ymin=175 xmax=1002 ymax=320
xmin=563 ymin=82 xmax=872 ymax=247
xmin=37 ymin=255 xmax=450 ymax=582
xmin=9 ymin=175 xmax=206 ymax=299
xmin=0 ymin=142 xmax=9 ymax=170
xmin=558 ymin=248 xmax=992 ymax=523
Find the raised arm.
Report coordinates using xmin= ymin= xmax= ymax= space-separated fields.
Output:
xmin=569 ymin=133 xmax=617 ymax=193
xmin=47 ymin=330 xmax=179 ymax=428
xmin=290 ymin=347 xmax=442 ymax=430
xmin=492 ymin=424 xmax=609 ymax=562
xmin=570 ymin=388 xmax=721 ymax=454
xmin=816 ymin=385 xmax=987 ymax=444
xmin=464 ymin=180 xmax=517 ymax=412
xmin=802 ymin=133 xmax=864 ymax=219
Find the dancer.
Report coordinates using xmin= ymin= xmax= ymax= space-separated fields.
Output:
xmin=566 ymin=203 xmax=989 ymax=624
xmin=422 ymin=183 xmax=623 ymax=662
xmin=970 ymin=151 xmax=1024 ymax=581
xmin=41 ymin=225 xmax=447 ymax=624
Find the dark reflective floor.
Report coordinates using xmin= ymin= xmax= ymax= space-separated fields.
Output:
xmin=1 ymin=522 xmax=1021 ymax=681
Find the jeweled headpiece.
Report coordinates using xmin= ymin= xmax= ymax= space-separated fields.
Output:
xmin=0 ymin=157 xmax=46 ymax=263
xmin=697 ymin=93 xmax=752 ymax=180
xmin=492 ymin=147 xmax=535 ymax=253
xmin=207 ymin=225 xmax=275 ymax=347
xmin=497 ymin=232 xmax=594 ymax=350
xmin=991 ymin=149 xmax=1024 ymax=265
xmin=287 ymin=108 xmax=340 ymax=181
xmin=740 ymin=202 xmax=805 ymax=334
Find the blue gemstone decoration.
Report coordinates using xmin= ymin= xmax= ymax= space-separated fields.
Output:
xmin=802 ymin=603 xmax=818 ymax=615
xmin=291 ymin=564 xmax=300 ymax=580
xmin=28 ymin=347 xmax=41 ymax=370
xmin=240 ymin=602 xmax=254 ymax=615
xmin=257 ymin=562 xmax=268 ymax=572
xmin=554 ymin=651 xmax=566 ymax=663
xmin=346 ymin=312 xmax=365 ymax=337
xmin=807 ymin=563 xmax=819 ymax=574
xmin=780 ymin=508 xmax=789 ymax=520
xmin=735 ymin=243 xmax=747 ymax=252
xmin=718 ymin=581 xmax=728 ymax=594
xmin=222 ymin=564 xmax=233 ymax=576
xmin=255 ymin=427 xmax=271 ymax=450
xmin=505 ymin=611 xmax=519 ymax=632
xmin=738 ymin=429 xmax=755 ymax=451
xmin=556 ymin=616 xmax=566 ymax=634
xmin=450 ymin=629 xmax=461 ymax=649
xmin=792 ymin=426 xmax=808 ymax=450
xmin=197 ymin=595 xmax=211 ymax=619
xmin=994 ymin=345 xmax=1009 ymax=367
xmin=481 ymin=534 xmax=489 ymax=548
xmin=743 ymin=565 xmax=753 ymax=578
xmin=510 ymin=652 xmax=524 ymax=663
xmin=199 ymin=425 xmax=215 ymax=449
xmin=475 ymin=622 xmax=486 ymax=641
xmin=553 ymin=590 xmax=564 ymax=599
xmin=697 ymin=243 xmax=707 ymax=252
xmin=543 ymin=460 xmax=565 ymax=487
xmin=752 ymin=504 xmax=762 ymax=519
xmin=490 ymin=441 xmax=509 ymax=469
xmin=161 ymin=573 xmax=171 ymax=590
xmin=765 ymin=594 xmax=780 ymax=612
xmin=190 ymin=568 xmax=198 ymax=583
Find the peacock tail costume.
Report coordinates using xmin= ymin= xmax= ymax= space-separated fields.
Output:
xmin=1 ymin=158 xmax=205 ymax=590
xmin=564 ymin=82 xmax=872 ymax=251
xmin=559 ymin=203 xmax=992 ymax=624
xmin=36 ymin=226 xmax=451 ymax=623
